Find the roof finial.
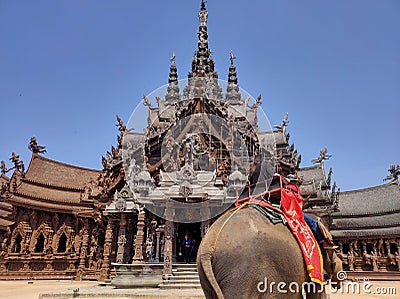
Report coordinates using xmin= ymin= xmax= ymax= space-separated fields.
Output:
xmin=171 ymin=51 xmax=176 ymax=66
xmin=28 ymin=136 xmax=47 ymax=154
xmin=230 ymin=50 xmax=236 ymax=66
xmin=384 ymin=164 xmax=400 ymax=182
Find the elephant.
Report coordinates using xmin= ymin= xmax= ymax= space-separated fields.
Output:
xmin=197 ymin=205 xmax=342 ymax=299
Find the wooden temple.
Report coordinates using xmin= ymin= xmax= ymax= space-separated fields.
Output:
xmin=0 ymin=0 xmax=399 ymax=282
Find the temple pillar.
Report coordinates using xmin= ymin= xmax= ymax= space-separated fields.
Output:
xmin=155 ymin=228 xmax=162 ymax=262
xmin=116 ymin=215 xmax=127 ymax=263
xmin=77 ymin=220 xmax=89 ymax=278
xmin=132 ymin=211 xmax=145 ymax=262
xmin=100 ymin=219 xmax=114 ymax=280
xmin=163 ymin=207 xmax=174 ymax=278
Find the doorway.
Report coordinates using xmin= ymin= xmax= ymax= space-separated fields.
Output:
xmin=176 ymin=222 xmax=201 ymax=263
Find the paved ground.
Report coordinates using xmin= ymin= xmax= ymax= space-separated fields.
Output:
xmin=0 ymin=280 xmax=98 ymax=299
xmin=0 ymin=280 xmax=399 ymax=299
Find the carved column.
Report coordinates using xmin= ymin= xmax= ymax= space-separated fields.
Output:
xmin=163 ymin=221 xmax=173 ymax=277
xmin=163 ymin=207 xmax=174 ymax=278
xmin=100 ymin=220 xmax=114 ymax=279
xmin=132 ymin=211 xmax=146 ymax=262
xmin=116 ymin=215 xmax=127 ymax=264
xmin=78 ymin=221 xmax=89 ymax=274
xmin=155 ymin=228 xmax=162 ymax=262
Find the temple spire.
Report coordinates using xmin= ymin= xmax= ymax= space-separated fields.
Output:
xmin=188 ymin=0 xmax=216 ymax=78
xmin=225 ymin=50 xmax=241 ymax=104
xmin=166 ymin=52 xmax=180 ymax=103
xmin=168 ymin=52 xmax=178 ymax=83
xmin=184 ymin=1 xmax=222 ymax=100
xmin=228 ymin=50 xmax=238 ymax=85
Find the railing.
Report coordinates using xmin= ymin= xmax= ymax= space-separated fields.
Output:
xmin=235 ymin=175 xmax=285 ymax=206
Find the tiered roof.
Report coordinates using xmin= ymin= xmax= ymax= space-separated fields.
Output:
xmin=298 ymin=162 xmax=329 ymax=197
xmin=330 ymin=181 xmax=400 ymax=238
xmin=9 ymin=154 xmax=101 ymax=214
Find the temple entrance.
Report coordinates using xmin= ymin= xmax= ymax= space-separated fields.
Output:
xmin=176 ymin=222 xmax=201 ymax=263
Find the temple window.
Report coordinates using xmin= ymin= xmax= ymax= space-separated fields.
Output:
xmin=57 ymin=233 xmax=67 ymax=253
xmin=35 ymin=233 xmax=45 ymax=253
xmin=14 ymin=234 xmax=22 ymax=253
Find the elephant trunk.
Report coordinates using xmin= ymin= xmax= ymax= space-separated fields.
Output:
xmin=199 ymin=251 xmax=224 ymax=299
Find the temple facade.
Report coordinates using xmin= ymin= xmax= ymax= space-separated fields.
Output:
xmin=0 ymin=0 xmax=399 ymax=281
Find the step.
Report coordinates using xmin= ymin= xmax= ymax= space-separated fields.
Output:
xmin=169 ymin=275 xmax=199 ymax=280
xmin=159 ymin=283 xmax=203 ymax=289
xmin=172 ymin=263 xmax=197 ymax=268
xmin=164 ymin=278 xmax=201 ymax=284
xmin=175 ymin=267 xmax=198 ymax=271
xmin=173 ymin=271 xmax=199 ymax=276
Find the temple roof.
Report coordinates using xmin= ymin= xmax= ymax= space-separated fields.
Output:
xmin=23 ymin=154 xmax=100 ymax=188
xmin=9 ymin=154 xmax=101 ymax=214
xmin=330 ymin=181 xmax=400 ymax=238
xmin=298 ymin=162 xmax=329 ymax=196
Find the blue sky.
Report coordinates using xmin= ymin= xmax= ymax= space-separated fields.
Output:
xmin=0 ymin=0 xmax=399 ymax=191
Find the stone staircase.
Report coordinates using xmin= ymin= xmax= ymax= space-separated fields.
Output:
xmin=159 ymin=263 xmax=202 ymax=289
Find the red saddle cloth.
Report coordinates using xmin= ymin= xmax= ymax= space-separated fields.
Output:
xmin=246 ymin=189 xmax=323 ymax=284
xmin=279 ymin=189 xmax=323 ymax=284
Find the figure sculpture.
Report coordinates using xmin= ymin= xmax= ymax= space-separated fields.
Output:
xmin=311 ymin=147 xmax=332 ymax=164
xmin=28 ymin=136 xmax=46 ymax=154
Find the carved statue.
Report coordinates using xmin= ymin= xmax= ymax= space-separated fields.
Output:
xmin=248 ymin=95 xmax=262 ymax=111
xmin=378 ymin=238 xmax=384 ymax=257
xmin=143 ymin=95 xmax=153 ymax=108
xmin=311 ymin=147 xmax=332 ymax=164
xmin=9 ymin=152 xmax=24 ymax=173
xmin=371 ymin=251 xmax=379 ymax=271
xmin=347 ymin=250 xmax=355 ymax=271
xmin=274 ymin=112 xmax=289 ymax=131
xmin=327 ymin=167 xmax=333 ymax=186
xmin=332 ymin=187 xmax=340 ymax=210
xmin=384 ymin=164 xmax=400 ymax=181
xmin=363 ymin=249 xmax=371 ymax=265
xmin=0 ymin=161 xmax=9 ymax=175
xmin=184 ymin=137 xmax=194 ymax=167
xmin=28 ymin=136 xmax=46 ymax=154
xmin=296 ymin=154 xmax=302 ymax=169
xmin=395 ymin=252 xmax=400 ymax=270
